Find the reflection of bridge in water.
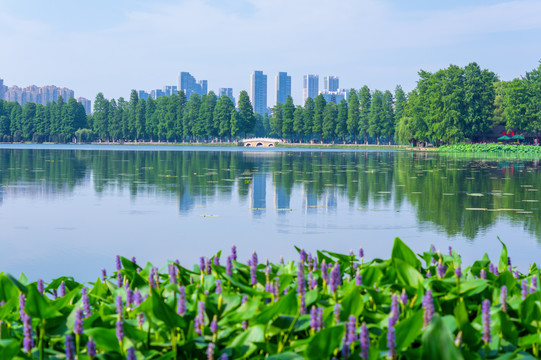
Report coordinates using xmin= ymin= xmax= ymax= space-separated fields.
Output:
xmin=242 ymin=138 xmax=283 ymax=147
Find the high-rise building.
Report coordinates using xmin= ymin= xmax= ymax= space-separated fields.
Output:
xmin=150 ymin=89 xmax=165 ymax=100
xmin=303 ymin=74 xmax=319 ymax=104
xmin=323 ymin=76 xmax=339 ymax=92
xmin=218 ymin=88 xmax=235 ymax=105
xmin=138 ymin=90 xmax=150 ymax=101
xmin=163 ymin=85 xmax=178 ymax=97
xmin=0 ymin=79 xmax=6 ymax=100
xmin=250 ymin=70 xmax=267 ymax=115
xmin=178 ymin=72 xmax=207 ymax=98
xmin=320 ymin=89 xmax=348 ymax=104
xmin=77 ymin=97 xmax=92 ymax=115
xmin=2 ymin=83 xmax=74 ymax=106
xmin=275 ymin=72 xmax=291 ymax=105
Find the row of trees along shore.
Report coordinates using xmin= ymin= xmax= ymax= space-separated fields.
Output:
xmin=0 ymin=61 xmax=540 ymax=145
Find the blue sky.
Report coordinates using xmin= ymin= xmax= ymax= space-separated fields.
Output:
xmin=0 ymin=0 xmax=540 ymax=106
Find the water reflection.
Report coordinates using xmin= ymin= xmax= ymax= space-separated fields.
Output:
xmin=0 ymin=148 xmax=540 ymax=241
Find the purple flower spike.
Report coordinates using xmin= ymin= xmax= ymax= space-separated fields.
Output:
xmin=132 ymin=256 xmax=137 ymax=265
xmin=522 ymin=279 xmax=528 ymax=299
xmin=101 ymin=268 xmax=107 ymax=282
xmin=514 ymin=270 xmax=519 ymax=280
xmin=310 ymin=306 xmax=318 ymax=332
xmin=116 ymin=318 xmax=124 ymax=342
xmin=308 ymin=271 xmax=314 ymax=290
xmin=116 ymin=296 xmax=123 ymax=316
xmin=334 ymin=303 xmax=341 ymax=324
xmin=300 ymin=249 xmax=306 ymax=263
xmin=436 ymin=261 xmax=446 ymax=279
xmin=346 ymin=315 xmax=356 ymax=346
xmin=250 ymin=262 xmax=257 ymax=286
xmin=215 ymin=279 xmax=222 ymax=294
xmin=200 ymin=257 xmax=206 ymax=273
xmin=297 ymin=261 xmax=306 ymax=295
xmin=116 ymin=255 xmax=122 ymax=271
xmin=355 ymin=269 xmax=362 ymax=286
xmin=482 ymin=299 xmax=491 ymax=344
xmin=231 ymin=245 xmax=237 ymax=261
xmin=387 ymin=319 xmax=396 ymax=360
xmin=60 ymin=281 xmax=66 ymax=297
xmin=207 ymin=342 xmax=215 ymax=360
xmin=169 ymin=264 xmax=177 ymax=285
xmin=320 ymin=260 xmax=328 ymax=284
xmin=426 ymin=270 xmax=431 ymax=278
xmin=389 ymin=294 xmax=399 ymax=326
xmin=448 ymin=246 xmax=452 ymax=256
xmin=422 ymin=290 xmax=434 ymax=329
xmin=310 ymin=271 xmax=318 ymax=289
xmin=330 ymin=263 xmax=341 ymax=294
xmin=22 ymin=312 xmax=34 ymax=353
xmin=480 ymin=269 xmax=486 ymax=280
xmin=307 ymin=253 xmax=313 ymax=267
xmin=252 ymin=251 xmax=258 ymax=268
xmin=501 ymin=286 xmax=507 ymax=313
xmin=205 ymin=258 xmax=211 ymax=275
xmin=532 ymin=276 xmax=538 ymax=290
xmin=74 ymin=308 xmax=84 ymax=335
xmin=214 ymin=255 xmax=220 ymax=266
xmin=359 ymin=247 xmax=364 ymax=259
xmin=127 ymin=347 xmax=136 ymax=360
xmin=455 ymin=265 xmax=462 ymax=278
xmin=300 ymin=291 xmax=306 ymax=315
xmin=37 ymin=279 xmax=44 ymax=294
xmin=360 ymin=322 xmax=370 ymax=359
xmin=195 ymin=301 xmax=206 ymax=335
xmin=19 ymin=293 xmax=26 ymax=319
xmin=211 ymin=315 xmax=218 ymax=334
xmin=126 ymin=288 xmax=134 ymax=308
xmin=117 ymin=272 xmax=123 ymax=288
xmin=241 ymin=295 xmax=248 ymax=330
xmin=87 ymin=337 xmax=96 ymax=358
xmin=65 ymin=335 xmax=75 ymax=360
xmin=220 ymin=353 xmax=229 ymax=360
xmin=178 ymin=286 xmax=186 ymax=316
xmin=400 ymin=289 xmax=408 ymax=308
xmin=226 ymin=256 xmax=233 ymax=277
xmin=488 ymin=263 xmax=494 ymax=274
xmin=494 ymin=267 xmax=499 ymax=277
xmin=82 ymin=287 xmax=91 ymax=318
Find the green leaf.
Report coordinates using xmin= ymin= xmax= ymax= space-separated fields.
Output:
xmin=267 ymin=352 xmax=304 ymax=360
xmin=255 ymin=290 xmax=297 ymax=324
xmin=25 ymin=286 xmax=62 ymax=320
xmin=150 ymin=288 xmax=184 ymax=329
xmin=498 ymin=238 xmax=509 ymax=273
xmin=0 ymin=273 xmax=23 ymax=302
xmin=394 ymin=258 xmax=424 ymax=289
xmin=421 ymin=314 xmax=463 ymax=360
xmin=498 ymin=311 xmax=518 ymax=344
xmin=391 ymin=237 xmax=421 ymax=269
xmin=228 ymin=324 xmax=265 ymax=358
xmin=340 ymin=287 xmax=363 ymax=320
xmin=220 ymin=297 xmax=260 ymax=325
xmin=395 ymin=310 xmax=423 ymax=350
xmin=84 ymin=327 xmax=121 ymax=353
xmin=459 ymin=279 xmax=488 ymax=297
xmin=304 ymin=325 xmax=345 ymax=360
xmin=454 ymin=299 xmax=480 ymax=347
xmin=519 ymin=292 xmax=541 ymax=326
xmin=0 ymin=339 xmax=20 ymax=360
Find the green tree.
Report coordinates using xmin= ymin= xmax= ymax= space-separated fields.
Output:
xmin=313 ymin=94 xmax=326 ymax=142
xmin=368 ymin=90 xmax=384 ymax=144
xmin=381 ymin=90 xmax=394 ymax=144
xmin=270 ymin=104 xmax=283 ymax=138
xmin=237 ymin=91 xmax=255 ymax=138
xmin=292 ymin=106 xmax=304 ymax=142
xmin=335 ymin=99 xmax=348 ymax=143
xmin=463 ymin=62 xmax=497 ymax=140
xmin=202 ymin=91 xmax=217 ymax=139
xmin=21 ymin=102 xmax=36 ymax=140
xmin=346 ymin=89 xmax=360 ymax=143
xmin=303 ymin=97 xmax=315 ymax=141
xmin=394 ymin=85 xmax=407 ymax=128
xmin=322 ymin=102 xmax=337 ymax=142
xmin=282 ymin=95 xmax=295 ymax=141
xmin=214 ymin=95 xmax=235 ymax=141
xmin=135 ymin=99 xmax=146 ymax=140
xmin=183 ymin=93 xmax=201 ymax=141
xmin=358 ymin=86 xmax=371 ymax=143
xmin=93 ymin=93 xmax=109 ymax=141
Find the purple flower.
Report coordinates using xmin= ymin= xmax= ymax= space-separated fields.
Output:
xmin=117 ymin=272 xmax=123 ymax=288
xmin=226 ymin=256 xmax=233 ymax=277
xmin=489 ymin=263 xmax=494 ymax=274
xmin=532 ymin=276 xmax=538 ymax=290
xmin=195 ymin=301 xmax=206 ymax=335
xmin=250 ymin=261 xmax=257 ymax=286
xmin=116 ymin=296 xmax=123 ymax=316
xmin=116 ymin=255 xmax=122 ymax=271
xmin=127 ymin=347 xmax=136 ymax=360
xmin=426 ymin=270 xmax=431 ymax=278
xmin=310 ymin=271 xmax=318 ymax=289
xmin=241 ymin=295 xmax=248 ymax=330
xmin=387 ymin=319 xmax=396 ymax=360
xmin=220 ymin=353 xmax=228 ymax=360
xmin=65 ymin=335 xmax=75 ymax=360
xmin=74 ymin=308 xmax=84 ymax=335
xmin=19 ymin=293 xmax=26 ymax=319
xmin=300 ymin=291 xmax=306 ymax=315
xmin=389 ymin=294 xmax=399 ymax=326
xmin=87 ymin=337 xmax=96 ymax=358
xmin=178 ymin=286 xmax=186 ymax=316
xmin=273 ymin=278 xmax=280 ymax=301
xmin=482 ymin=299 xmax=491 ymax=344
xmin=355 ymin=269 xmax=362 ymax=286
xmin=308 ymin=271 xmax=314 ymax=290
xmin=252 ymin=251 xmax=258 ymax=268
xmin=312 ymin=256 xmax=318 ymax=272
xmin=310 ymin=306 xmax=318 ymax=331
xmin=501 ymin=286 xmax=507 ymax=313
xmin=126 ymin=288 xmax=134 ymax=308
xmin=132 ymin=256 xmax=137 ymax=265
xmin=53 ymin=289 xmax=58 ymax=299
xmin=200 ymin=257 xmax=206 ymax=273
xmin=422 ymin=290 xmax=434 ymax=329
xmin=82 ymin=287 xmax=91 ymax=318
xmin=334 ymin=303 xmax=341 ymax=324
xmin=436 ymin=261 xmax=446 ymax=278
xmin=59 ymin=281 xmax=66 ymax=297
xmin=215 ymin=279 xmax=222 ymax=294
xmin=300 ymin=249 xmax=306 ymax=263
xmin=297 ymin=261 xmax=306 ymax=295
xmin=514 ymin=270 xmax=520 ymax=280
xmin=480 ymin=269 xmax=486 ymax=280
xmin=360 ymin=322 xmax=370 ymax=359
xmin=211 ymin=315 xmax=218 ymax=334
xmin=400 ymin=289 xmax=408 ymax=308
xmin=330 ymin=263 xmax=341 ymax=294
xmin=22 ymin=312 xmax=33 ymax=353
xmin=231 ymin=245 xmax=237 ymax=261
xmin=37 ymin=279 xmax=44 ymax=294
xmin=169 ymin=264 xmax=177 ymax=285
xmin=101 ymin=268 xmax=107 ymax=282
xmin=359 ymin=247 xmax=364 ymax=259
xmin=207 ymin=342 xmax=215 ymax=360
xmin=320 ymin=260 xmax=328 ymax=284
xmin=214 ymin=255 xmax=220 ymax=266
xmin=455 ymin=265 xmax=462 ymax=278
xmin=448 ymin=246 xmax=453 ymax=256
xmin=522 ymin=279 xmax=528 ymax=299
xmin=346 ymin=315 xmax=356 ymax=346
xmin=116 ymin=318 xmax=124 ymax=343
xmin=494 ymin=267 xmax=499 ymax=277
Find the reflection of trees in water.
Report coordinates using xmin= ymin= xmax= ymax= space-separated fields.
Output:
xmin=0 ymin=148 xmax=540 ymax=239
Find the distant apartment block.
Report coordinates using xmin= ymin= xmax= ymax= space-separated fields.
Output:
xmin=303 ymin=74 xmax=319 ymax=104
xmin=138 ymin=90 xmax=150 ymax=101
xmin=77 ymin=97 xmax=92 ymax=115
xmin=178 ymin=72 xmax=207 ymax=98
xmin=163 ymin=85 xmax=177 ymax=97
xmin=320 ymin=89 xmax=348 ymax=104
xmin=0 ymin=80 xmax=75 ymax=106
xmin=250 ymin=70 xmax=267 ymax=115
xmin=323 ymin=76 xmax=339 ymax=92
xmin=275 ymin=72 xmax=291 ymax=105
xmin=137 ymin=85 xmax=177 ymax=101
xmin=218 ymin=88 xmax=235 ymax=105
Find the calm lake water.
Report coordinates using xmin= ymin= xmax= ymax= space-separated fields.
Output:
xmin=0 ymin=144 xmax=540 ymax=281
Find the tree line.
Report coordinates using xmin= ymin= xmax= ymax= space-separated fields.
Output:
xmin=1 ymin=61 xmax=540 ymax=144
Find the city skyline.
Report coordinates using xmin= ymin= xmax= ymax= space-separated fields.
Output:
xmin=1 ymin=1 xmax=539 ymax=107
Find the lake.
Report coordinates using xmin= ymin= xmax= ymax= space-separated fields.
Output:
xmin=0 ymin=144 xmax=539 ymax=281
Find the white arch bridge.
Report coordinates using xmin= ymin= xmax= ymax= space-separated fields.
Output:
xmin=242 ymin=138 xmax=283 ymax=147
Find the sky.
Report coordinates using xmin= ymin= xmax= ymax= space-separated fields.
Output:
xmin=0 ymin=0 xmax=540 ymax=107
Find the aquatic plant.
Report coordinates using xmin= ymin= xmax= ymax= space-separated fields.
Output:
xmin=0 ymin=238 xmax=539 ymax=359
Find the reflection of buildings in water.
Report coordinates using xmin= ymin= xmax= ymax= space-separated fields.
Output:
xmin=325 ymin=188 xmax=337 ymax=213
xmin=302 ymin=186 xmax=337 ymax=214
xmin=303 ymin=186 xmax=318 ymax=215
xmin=178 ymin=190 xmax=208 ymax=215
xmin=250 ymin=172 xmax=267 ymax=218
xmin=274 ymin=184 xmax=291 ymax=214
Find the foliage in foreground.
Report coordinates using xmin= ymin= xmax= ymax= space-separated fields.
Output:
xmin=439 ymin=143 xmax=541 ymax=155
xmin=0 ymin=238 xmax=540 ymax=359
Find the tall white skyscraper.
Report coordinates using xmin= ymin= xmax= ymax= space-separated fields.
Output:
xmin=250 ymin=71 xmax=267 ymax=114
xmin=303 ymin=74 xmax=319 ymax=104
xmin=275 ymin=72 xmax=291 ymax=105
xmin=323 ymin=76 xmax=339 ymax=92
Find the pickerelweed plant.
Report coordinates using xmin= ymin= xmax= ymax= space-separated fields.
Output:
xmin=0 ymin=238 xmax=539 ymax=359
